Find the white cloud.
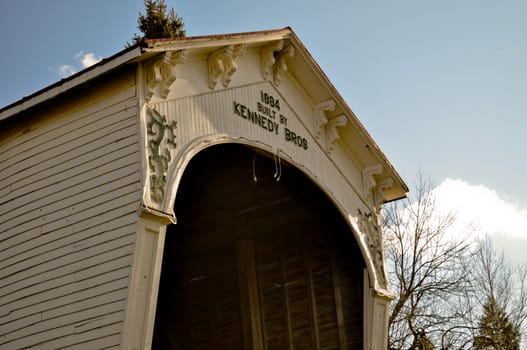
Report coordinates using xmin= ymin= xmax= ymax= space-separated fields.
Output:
xmin=58 ymin=64 xmax=77 ymax=77
xmin=56 ymin=51 xmax=102 ymax=78
xmin=431 ymin=178 xmax=527 ymax=263
xmin=74 ymin=51 xmax=102 ymax=68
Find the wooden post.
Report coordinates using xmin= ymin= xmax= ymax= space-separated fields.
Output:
xmin=121 ymin=210 xmax=172 ymax=350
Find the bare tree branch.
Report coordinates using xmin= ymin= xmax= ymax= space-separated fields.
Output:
xmin=384 ymin=173 xmax=475 ymax=349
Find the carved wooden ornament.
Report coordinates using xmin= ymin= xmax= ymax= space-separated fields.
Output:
xmin=146 ymin=108 xmax=177 ymax=203
xmin=358 ymin=209 xmax=388 ymax=289
xmin=314 ymin=99 xmax=336 ymax=139
xmin=208 ymin=44 xmax=247 ymax=90
xmin=146 ymin=50 xmax=187 ymax=101
xmin=326 ymin=115 xmax=348 ymax=153
xmin=260 ymin=40 xmax=295 ymax=85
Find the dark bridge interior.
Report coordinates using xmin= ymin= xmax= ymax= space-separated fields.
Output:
xmin=152 ymin=144 xmax=365 ymax=349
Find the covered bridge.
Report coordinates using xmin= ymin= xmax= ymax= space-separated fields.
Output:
xmin=0 ymin=28 xmax=407 ymax=349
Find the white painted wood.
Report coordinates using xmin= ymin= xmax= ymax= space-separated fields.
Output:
xmin=1 ymin=132 xmax=138 ymax=208
xmin=1 ymin=174 xmax=140 ymax=247
xmin=1 ymin=157 xmax=139 ymax=230
xmin=0 ymin=216 xmax=135 ymax=279
xmin=0 ymin=229 xmax=136 ymax=294
xmin=0 ymin=113 xmax=137 ymax=204
xmin=135 ymin=39 xmax=400 ymax=348
xmin=0 ymin=275 xmax=129 ymax=326
xmin=0 ymin=75 xmax=141 ymax=349
xmin=0 ymin=85 xmax=136 ymax=171
xmin=120 ymin=213 xmax=169 ymax=350
xmin=2 ymin=307 xmax=126 ymax=349
xmin=0 ymin=263 xmax=132 ymax=321
xmin=2 ymin=290 xmax=127 ymax=340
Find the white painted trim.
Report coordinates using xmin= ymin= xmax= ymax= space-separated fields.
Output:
xmin=124 ymin=136 xmax=390 ymax=348
xmin=137 ymin=61 xmax=156 ymax=214
xmin=144 ymin=29 xmax=292 ymax=53
xmin=363 ymin=271 xmax=393 ymax=350
xmin=121 ymin=212 xmax=168 ymax=350
xmin=161 ymin=136 xmax=384 ymax=296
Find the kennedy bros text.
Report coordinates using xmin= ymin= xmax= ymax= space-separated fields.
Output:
xmin=233 ymin=91 xmax=308 ymax=150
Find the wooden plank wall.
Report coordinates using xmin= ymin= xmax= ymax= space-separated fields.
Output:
xmin=0 ymin=71 xmax=141 ymax=349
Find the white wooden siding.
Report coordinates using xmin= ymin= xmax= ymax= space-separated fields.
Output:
xmin=0 ymin=81 xmax=141 ymax=349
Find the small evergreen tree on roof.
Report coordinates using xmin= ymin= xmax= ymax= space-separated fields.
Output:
xmin=131 ymin=0 xmax=185 ymax=46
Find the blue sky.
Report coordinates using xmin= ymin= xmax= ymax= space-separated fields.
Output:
xmin=1 ymin=0 xmax=526 ymax=260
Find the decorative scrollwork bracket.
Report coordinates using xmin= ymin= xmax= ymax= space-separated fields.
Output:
xmin=362 ymin=164 xmax=395 ymax=213
xmin=208 ymin=44 xmax=247 ymax=90
xmin=326 ymin=115 xmax=348 ymax=153
xmin=146 ymin=108 xmax=177 ymax=203
xmin=358 ymin=209 xmax=388 ymax=289
xmin=261 ymin=40 xmax=295 ymax=85
xmin=313 ymin=99 xmax=336 ymax=139
xmin=145 ymin=50 xmax=187 ymax=101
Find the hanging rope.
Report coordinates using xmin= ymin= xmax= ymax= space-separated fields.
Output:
xmin=252 ymin=153 xmax=258 ymax=182
xmin=273 ymin=148 xmax=282 ymax=182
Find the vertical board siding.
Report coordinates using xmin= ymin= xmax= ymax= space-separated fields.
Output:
xmin=0 ymin=81 xmax=140 ymax=349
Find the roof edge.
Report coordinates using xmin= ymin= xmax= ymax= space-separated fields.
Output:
xmin=0 ymin=28 xmax=295 ymax=121
xmin=286 ymin=32 xmax=409 ymax=195
xmin=0 ymin=45 xmax=143 ymax=121
xmin=0 ymin=27 xmax=408 ymax=197
xmin=144 ymin=27 xmax=293 ymax=52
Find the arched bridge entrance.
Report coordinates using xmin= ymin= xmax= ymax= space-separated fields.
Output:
xmin=152 ymin=144 xmax=365 ymax=349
